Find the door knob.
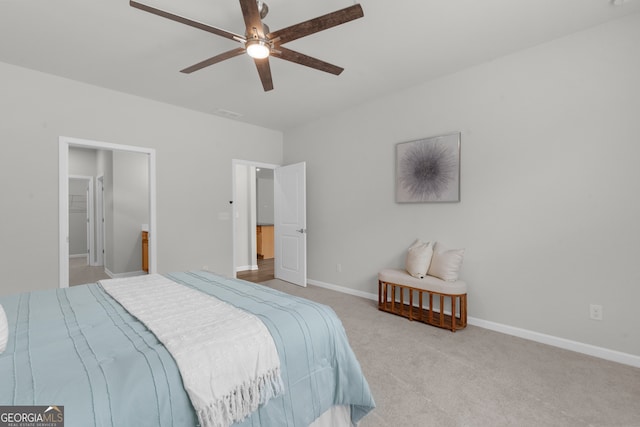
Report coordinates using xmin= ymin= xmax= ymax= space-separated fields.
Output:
xmin=296 ymin=228 xmax=306 ymax=234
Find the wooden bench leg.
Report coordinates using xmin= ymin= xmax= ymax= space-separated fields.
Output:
xmin=377 ymin=280 xmax=467 ymax=332
xmin=409 ymin=289 xmax=413 ymax=321
xmin=391 ymin=284 xmax=396 ymax=313
xmin=429 ymin=292 xmax=433 ymax=324
xmin=451 ymin=295 xmax=457 ymax=332
xmin=461 ymin=294 xmax=467 ymax=327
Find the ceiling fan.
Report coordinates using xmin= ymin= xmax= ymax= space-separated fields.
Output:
xmin=130 ymin=0 xmax=364 ymax=91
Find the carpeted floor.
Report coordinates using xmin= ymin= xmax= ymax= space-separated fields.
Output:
xmin=69 ymin=257 xmax=110 ymax=286
xmin=259 ymin=279 xmax=640 ymax=427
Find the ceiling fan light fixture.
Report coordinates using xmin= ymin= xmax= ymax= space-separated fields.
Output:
xmin=246 ymin=39 xmax=270 ymax=59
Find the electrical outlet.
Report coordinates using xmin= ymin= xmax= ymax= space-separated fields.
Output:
xmin=589 ymin=304 xmax=603 ymax=321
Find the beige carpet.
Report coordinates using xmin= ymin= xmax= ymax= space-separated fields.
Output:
xmin=69 ymin=257 xmax=110 ymax=286
xmin=259 ymin=279 xmax=640 ymax=427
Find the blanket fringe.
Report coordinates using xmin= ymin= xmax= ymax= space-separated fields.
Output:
xmin=197 ymin=367 xmax=285 ymax=427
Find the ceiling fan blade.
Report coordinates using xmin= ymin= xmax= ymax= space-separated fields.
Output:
xmin=268 ymin=4 xmax=363 ymax=45
xmin=272 ymin=47 xmax=343 ymax=75
xmin=254 ymin=58 xmax=274 ymax=91
xmin=180 ymin=47 xmax=246 ymax=74
xmin=239 ymin=0 xmax=265 ymax=38
xmin=130 ymin=1 xmax=244 ymax=42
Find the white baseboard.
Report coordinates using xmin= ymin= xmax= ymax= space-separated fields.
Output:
xmin=307 ymin=278 xmax=640 ymax=369
xmin=236 ymin=264 xmax=259 ymax=272
xmin=104 ymin=268 xmax=146 ymax=279
xmin=308 ymin=279 xmax=378 ymax=301
xmin=467 ymin=317 xmax=640 ymax=368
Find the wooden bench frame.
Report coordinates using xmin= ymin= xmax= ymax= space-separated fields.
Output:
xmin=378 ymin=279 xmax=467 ymax=332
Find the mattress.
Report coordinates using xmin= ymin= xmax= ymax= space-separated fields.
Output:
xmin=0 ymin=271 xmax=375 ymax=427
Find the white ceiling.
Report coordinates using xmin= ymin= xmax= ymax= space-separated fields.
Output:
xmin=1 ymin=0 xmax=639 ymax=131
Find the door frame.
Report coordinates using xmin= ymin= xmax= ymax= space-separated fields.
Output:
xmin=59 ymin=136 xmax=157 ymax=288
xmin=68 ymin=175 xmax=95 ymax=265
xmin=96 ymin=175 xmax=105 ymax=267
xmin=231 ymin=159 xmax=279 ymax=277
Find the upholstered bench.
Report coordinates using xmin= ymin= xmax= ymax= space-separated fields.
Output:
xmin=378 ymin=268 xmax=467 ymax=332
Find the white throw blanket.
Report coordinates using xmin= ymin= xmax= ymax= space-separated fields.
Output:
xmin=100 ymin=274 xmax=283 ymax=427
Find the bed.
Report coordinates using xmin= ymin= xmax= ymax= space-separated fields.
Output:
xmin=0 ymin=271 xmax=375 ymax=427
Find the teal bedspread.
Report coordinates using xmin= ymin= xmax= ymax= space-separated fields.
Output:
xmin=0 ymin=271 xmax=375 ymax=427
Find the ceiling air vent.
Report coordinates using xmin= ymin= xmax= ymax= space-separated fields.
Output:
xmin=215 ymin=108 xmax=243 ymax=120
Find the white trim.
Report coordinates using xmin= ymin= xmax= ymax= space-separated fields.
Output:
xmin=148 ymin=149 xmax=157 ymax=274
xmin=103 ymin=268 xmax=146 ymax=279
xmin=62 ymin=136 xmax=153 ymax=154
xmin=307 ymin=279 xmax=378 ymax=301
xmin=96 ymin=175 xmax=105 ymax=266
xmin=307 ymin=278 xmax=640 ymax=369
xmin=59 ymin=143 xmax=69 ymax=288
xmin=59 ymin=136 xmax=157 ymax=288
xmin=236 ymin=264 xmax=259 ymax=272
xmin=466 ymin=317 xmax=640 ymax=368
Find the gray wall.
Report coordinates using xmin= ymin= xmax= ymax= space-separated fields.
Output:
xmin=70 ymin=147 xmax=98 ymax=176
xmin=0 ymin=61 xmax=283 ymax=296
xmin=111 ymin=150 xmax=149 ymax=274
xmin=257 ymin=169 xmax=274 ymax=225
xmin=102 ymin=151 xmax=115 ymax=272
xmin=284 ymin=14 xmax=640 ymax=358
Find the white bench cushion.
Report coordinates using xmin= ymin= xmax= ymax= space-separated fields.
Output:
xmin=378 ymin=268 xmax=467 ymax=295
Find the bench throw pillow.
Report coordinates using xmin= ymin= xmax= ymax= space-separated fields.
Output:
xmin=428 ymin=242 xmax=465 ymax=282
xmin=0 ymin=304 xmax=7 ymax=353
xmin=405 ymin=239 xmax=434 ymax=279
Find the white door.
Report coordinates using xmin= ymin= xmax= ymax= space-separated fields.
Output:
xmin=274 ymin=162 xmax=307 ymax=287
xmin=85 ymin=184 xmax=91 ymax=264
xmin=96 ymin=176 xmax=105 ymax=267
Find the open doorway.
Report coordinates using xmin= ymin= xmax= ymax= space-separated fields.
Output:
xmin=232 ymin=160 xmax=307 ymax=287
xmin=59 ymin=137 xmax=157 ymax=288
xmin=233 ymin=161 xmax=276 ymax=283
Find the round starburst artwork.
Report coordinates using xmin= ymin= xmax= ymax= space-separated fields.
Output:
xmin=396 ymin=133 xmax=460 ymax=202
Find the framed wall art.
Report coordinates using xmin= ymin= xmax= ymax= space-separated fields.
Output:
xmin=396 ymin=132 xmax=461 ymax=203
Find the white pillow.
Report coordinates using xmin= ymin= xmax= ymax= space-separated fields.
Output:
xmin=405 ymin=239 xmax=434 ymax=279
xmin=428 ymin=242 xmax=465 ymax=282
xmin=0 ymin=304 xmax=7 ymax=353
